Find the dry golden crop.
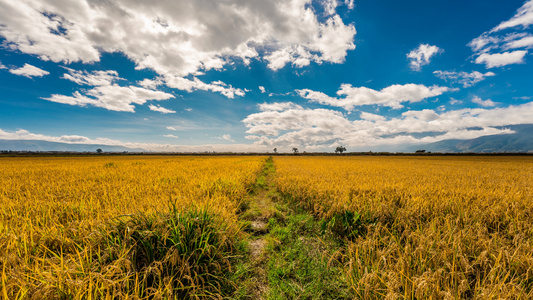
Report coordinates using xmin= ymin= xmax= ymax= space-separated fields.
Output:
xmin=0 ymin=155 xmax=265 ymax=299
xmin=274 ymin=156 xmax=533 ymax=299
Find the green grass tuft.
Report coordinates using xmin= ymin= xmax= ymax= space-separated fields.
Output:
xmin=95 ymin=207 xmax=240 ymax=299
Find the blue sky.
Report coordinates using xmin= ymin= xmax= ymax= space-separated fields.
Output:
xmin=0 ymin=0 xmax=532 ymax=152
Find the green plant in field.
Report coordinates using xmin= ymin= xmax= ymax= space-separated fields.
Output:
xmin=321 ymin=210 xmax=364 ymax=241
xmin=99 ymin=207 xmax=239 ymax=299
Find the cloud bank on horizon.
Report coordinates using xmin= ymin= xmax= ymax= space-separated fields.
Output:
xmin=0 ymin=0 xmax=532 ymax=152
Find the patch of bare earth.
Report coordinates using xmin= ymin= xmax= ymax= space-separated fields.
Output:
xmin=243 ymin=169 xmax=277 ymax=299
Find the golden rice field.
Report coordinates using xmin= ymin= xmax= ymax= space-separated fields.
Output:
xmin=274 ymin=156 xmax=533 ymax=299
xmin=2 ymin=155 xmax=533 ymax=299
xmin=0 ymin=156 xmax=265 ymax=299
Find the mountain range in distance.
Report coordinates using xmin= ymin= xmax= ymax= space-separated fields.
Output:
xmin=1 ymin=124 xmax=532 ymax=153
xmin=406 ymin=124 xmax=533 ymax=153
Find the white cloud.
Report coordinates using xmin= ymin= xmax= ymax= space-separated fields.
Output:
xmin=0 ymin=0 xmax=356 ymax=80
xmin=216 ymin=134 xmax=235 ymax=142
xmin=259 ymin=86 xmax=266 ymax=93
xmin=62 ymin=68 xmax=120 ymax=86
xmin=433 ymin=70 xmax=496 ymax=87
xmin=472 ymin=96 xmax=497 ymax=107
xmin=298 ymin=83 xmax=454 ymax=110
xmin=474 ymin=50 xmax=527 ymax=68
xmin=0 ymin=61 xmax=6 ymax=69
xmin=149 ymin=104 xmax=176 ymax=114
xmin=322 ymin=0 xmax=338 ymax=16
xmin=185 ymin=108 xmax=193 ymax=112
xmin=492 ymin=0 xmax=533 ymax=32
xmin=263 ymin=14 xmax=356 ymax=70
xmin=407 ymin=44 xmax=442 ymax=71
xmin=469 ymin=35 xmax=501 ymax=54
xmin=162 ymin=134 xmax=179 ymax=139
xmin=43 ymin=68 xmax=174 ymax=112
xmin=0 ymin=129 xmax=122 ymax=145
xmin=258 ymin=102 xmax=303 ymax=112
xmin=0 ymin=128 xmax=266 ymax=152
xmin=138 ymin=78 xmax=163 ymax=89
xmin=164 ymin=76 xmax=245 ymax=99
xmin=450 ymin=98 xmax=463 ymax=105
xmin=9 ymin=63 xmax=49 ymax=78
xmin=344 ymin=0 xmax=355 ymax=10
xmin=359 ymin=111 xmax=386 ymax=121
xmin=242 ymin=101 xmax=533 ymax=149
xmin=470 ymin=1 xmax=533 ymax=68
xmin=514 ymin=96 xmax=532 ymax=100
xmin=505 ymin=35 xmax=533 ymax=49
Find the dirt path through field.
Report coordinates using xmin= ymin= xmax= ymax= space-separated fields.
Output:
xmin=242 ymin=156 xmax=277 ymax=299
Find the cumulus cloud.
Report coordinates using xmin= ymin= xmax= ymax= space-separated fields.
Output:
xmin=263 ymin=14 xmax=356 ymax=70
xmin=472 ymin=96 xmax=497 ymax=107
xmin=359 ymin=111 xmax=386 ymax=121
xmin=242 ymin=101 xmax=533 ymax=149
xmin=433 ymin=70 xmax=496 ymax=87
xmin=9 ymin=63 xmax=49 ymax=78
xmin=470 ymin=1 xmax=533 ymax=67
xmin=0 ymin=61 xmax=6 ymax=69
xmin=475 ymin=50 xmax=527 ymax=68
xmin=138 ymin=78 xmax=164 ymax=89
xmin=149 ymin=104 xmax=176 ymax=114
xmin=259 ymin=86 xmax=266 ymax=93
xmin=0 ymin=0 xmax=356 ymax=80
xmin=43 ymin=68 xmax=174 ymax=112
xmin=298 ymin=83 xmax=454 ymax=110
xmin=407 ymin=44 xmax=442 ymax=71
xmin=322 ymin=0 xmax=338 ymax=16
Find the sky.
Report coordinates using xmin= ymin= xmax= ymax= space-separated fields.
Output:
xmin=0 ymin=0 xmax=532 ymax=152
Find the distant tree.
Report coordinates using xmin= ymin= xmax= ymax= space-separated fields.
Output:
xmin=96 ymin=148 xmax=103 ymax=154
xmin=415 ymin=149 xmax=426 ymax=154
xmin=292 ymin=147 xmax=299 ymax=154
xmin=273 ymin=148 xmax=278 ymax=154
xmin=335 ymin=146 xmax=347 ymax=154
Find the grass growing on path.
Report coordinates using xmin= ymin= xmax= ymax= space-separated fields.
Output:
xmin=235 ymin=156 xmax=354 ymax=299
xmin=264 ymin=204 xmax=354 ymax=300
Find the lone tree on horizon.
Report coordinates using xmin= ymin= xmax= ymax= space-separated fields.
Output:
xmin=335 ymin=146 xmax=347 ymax=154
xmin=292 ymin=147 xmax=299 ymax=154
xmin=96 ymin=148 xmax=103 ymax=154
xmin=273 ymin=148 xmax=277 ymax=154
